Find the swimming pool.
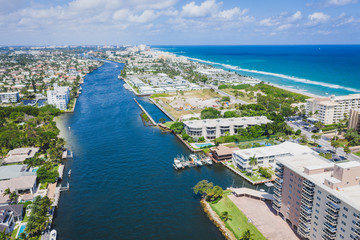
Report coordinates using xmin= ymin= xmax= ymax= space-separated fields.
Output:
xmin=195 ymin=143 xmax=213 ymax=148
xmin=32 ymin=168 xmax=38 ymax=172
xmin=17 ymin=224 xmax=26 ymax=238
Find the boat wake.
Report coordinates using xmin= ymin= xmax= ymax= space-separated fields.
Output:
xmin=187 ymin=57 xmax=360 ymax=93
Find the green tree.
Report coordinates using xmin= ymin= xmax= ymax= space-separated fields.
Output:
xmin=249 ymin=155 xmax=258 ymax=173
xmin=159 ymin=118 xmax=166 ymax=124
xmin=220 ymin=211 xmax=232 ymax=222
xmin=311 ymin=134 xmax=321 ymax=145
xmin=240 ymin=230 xmax=253 ymax=240
xmin=331 ymin=140 xmax=341 ymax=154
xmin=193 ymin=180 xmax=213 ymax=196
xmin=200 ymin=108 xmax=220 ymax=119
xmin=344 ymin=145 xmax=351 ymax=156
xmin=170 ymin=122 xmax=184 ymax=134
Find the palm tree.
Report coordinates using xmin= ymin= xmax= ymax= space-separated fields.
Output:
xmin=331 ymin=140 xmax=341 ymax=154
xmin=240 ymin=230 xmax=253 ymax=240
xmin=220 ymin=211 xmax=232 ymax=222
xmin=249 ymin=155 xmax=258 ymax=175
xmin=311 ymin=134 xmax=321 ymax=146
xmin=344 ymin=145 xmax=351 ymax=157
xmin=2 ymin=188 xmax=10 ymax=197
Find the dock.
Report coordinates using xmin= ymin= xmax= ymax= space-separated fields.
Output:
xmin=133 ymin=98 xmax=157 ymax=125
xmin=173 ymin=154 xmax=213 ymax=170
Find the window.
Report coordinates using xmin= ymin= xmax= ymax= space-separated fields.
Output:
xmin=317 ymin=190 xmax=322 ymax=194
xmin=315 ymin=215 xmax=318 ymax=220
xmin=343 ymin=214 xmax=347 ymax=219
xmin=342 ymin=221 xmax=346 ymax=226
xmin=344 ymin=207 xmax=348 ymax=212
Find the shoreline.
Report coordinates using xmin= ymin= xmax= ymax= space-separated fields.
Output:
xmin=201 ymin=199 xmax=237 ymax=240
xmin=157 ymin=49 xmax=321 ymax=98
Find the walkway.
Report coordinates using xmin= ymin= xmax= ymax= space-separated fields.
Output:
xmin=228 ymin=194 xmax=300 ymax=240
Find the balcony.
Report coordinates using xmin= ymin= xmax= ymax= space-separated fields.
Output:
xmin=275 ymin=167 xmax=284 ymax=173
xmin=301 ymin=205 xmax=312 ymax=215
xmin=274 ymin=183 xmax=282 ymax=191
xmin=326 ymin=201 xmax=340 ymax=212
xmin=302 ymin=192 xmax=314 ymax=202
xmin=356 ymin=214 xmax=360 ymax=221
xmin=303 ymin=179 xmax=315 ymax=188
xmin=298 ymin=224 xmax=310 ymax=238
xmin=322 ymin=228 xmax=336 ymax=239
xmin=273 ymin=194 xmax=282 ymax=202
xmin=275 ymin=172 xmax=283 ymax=179
xmin=325 ymin=208 xmax=339 ymax=219
xmin=355 ymin=221 xmax=360 ymax=228
xmin=323 ymin=222 xmax=337 ymax=233
xmin=276 ymin=162 xmax=284 ymax=168
xmin=272 ymin=203 xmax=280 ymax=212
xmin=302 ymin=186 xmax=314 ymax=196
xmin=299 ymin=216 xmax=311 ymax=225
xmin=300 ymin=210 xmax=312 ymax=219
xmin=273 ymin=188 xmax=282 ymax=196
xmin=301 ymin=198 xmax=313 ymax=208
xmin=275 ymin=178 xmax=283 ymax=185
xmin=326 ymin=195 xmax=341 ymax=205
xmin=355 ymin=228 xmax=360 ymax=237
xmin=321 ymin=233 xmax=335 ymax=240
xmin=324 ymin=215 xmax=338 ymax=226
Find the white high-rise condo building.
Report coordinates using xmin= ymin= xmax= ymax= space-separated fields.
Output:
xmin=306 ymin=94 xmax=360 ymax=124
xmin=0 ymin=92 xmax=19 ymax=103
xmin=47 ymin=84 xmax=70 ymax=110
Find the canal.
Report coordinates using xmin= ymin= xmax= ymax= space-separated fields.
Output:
xmin=54 ymin=61 xmax=269 ymax=239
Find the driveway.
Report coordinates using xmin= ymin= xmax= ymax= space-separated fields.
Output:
xmin=228 ymin=195 xmax=300 ymax=240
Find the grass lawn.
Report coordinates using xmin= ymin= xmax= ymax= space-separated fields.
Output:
xmin=337 ymin=139 xmax=349 ymax=148
xmin=354 ymin=152 xmax=360 ymax=157
xmin=210 ymin=196 xmax=266 ymax=240
xmin=22 ymin=213 xmax=29 ymax=223
xmin=163 ymin=121 xmax=174 ymax=128
xmin=244 ymin=172 xmax=267 ymax=182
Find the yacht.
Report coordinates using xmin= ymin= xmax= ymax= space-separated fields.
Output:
xmin=50 ymin=229 xmax=57 ymax=240
xmin=173 ymin=159 xmax=183 ymax=170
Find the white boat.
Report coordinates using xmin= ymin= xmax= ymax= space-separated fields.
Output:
xmin=68 ymin=169 xmax=71 ymax=176
xmin=196 ymin=160 xmax=203 ymax=166
xmin=189 ymin=154 xmax=197 ymax=162
xmin=173 ymin=159 xmax=183 ymax=170
xmin=205 ymin=157 xmax=213 ymax=165
xmin=50 ymin=229 xmax=57 ymax=240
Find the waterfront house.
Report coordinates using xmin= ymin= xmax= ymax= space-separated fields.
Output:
xmin=0 ymin=204 xmax=24 ymax=234
xmin=0 ymin=165 xmax=36 ymax=181
xmin=0 ymin=175 xmax=37 ymax=196
xmin=4 ymin=147 xmax=39 ymax=164
xmin=211 ymin=145 xmax=239 ymax=162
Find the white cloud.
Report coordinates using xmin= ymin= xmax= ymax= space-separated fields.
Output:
xmin=287 ymin=11 xmax=302 ymax=22
xmin=181 ymin=0 xmax=219 ymax=18
xmin=326 ymin=0 xmax=357 ymax=6
xmin=277 ymin=24 xmax=293 ymax=31
xmin=307 ymin=12 xmax=330 ymax=26
xmin=258 ymin=17 xmax=278 ymax=27
xmin=215 ymin=7 xmax=248 ymax=20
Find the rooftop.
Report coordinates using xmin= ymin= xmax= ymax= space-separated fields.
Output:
xmin=277 ymin=153 xmax=360 ymax=211
xmin=0 ymin=165 xmax=36 ymax=181
xmin=183 ymin=116 xmax=271 ymax=129
xmin=233 ymin=141 xmax=314 ymax=160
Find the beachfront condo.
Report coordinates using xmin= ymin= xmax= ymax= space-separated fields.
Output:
xmin=272 ymin=152 xmax=360 ymax=240
xmin=306 ymin=94 xmax=360 ymax=124
xmin=183 ymin=116 xmax=271 ymax=140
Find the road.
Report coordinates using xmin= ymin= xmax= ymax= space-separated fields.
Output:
xmin=205 ymin=84 xmax=249 ymax=105
xmin=287 ymin=122 xmax=360 ymax=162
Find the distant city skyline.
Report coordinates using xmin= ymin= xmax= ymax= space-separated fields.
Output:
xmin=1 ymin=0 xmax=360 ymax=46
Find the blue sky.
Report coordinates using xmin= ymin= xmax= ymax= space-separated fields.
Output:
xmin=0 ymin=0 xmax=359 ymax=45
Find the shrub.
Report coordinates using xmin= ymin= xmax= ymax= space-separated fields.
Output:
xmin=182 ymin=133 xmax=190 ymax=140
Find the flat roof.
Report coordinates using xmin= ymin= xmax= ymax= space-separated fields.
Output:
xmin=183 ymin=116 xmax=271 ymax=129
xmin=233 ymin=141 xmax=314 ymax=160
xmin=0 ymin=165 xmax=36 ymax=180
xmin=277 ymin=153 xmax=360 ymax=211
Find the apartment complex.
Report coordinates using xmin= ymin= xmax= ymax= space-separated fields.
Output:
xmin=232 ymin=142 xmax=314 ymax=171
xmin=306 ymin=94 xmax=360 ymax=124
xmin=47 ymin=84 xmax=70 ymax=110
xmin=183 ymin=116 xmax=271 ymax=140
xmin=273 ymin=152 xmax=360 ymax=240
xmin=348 ymin=109 xmax=360 ymax=133
xmin=0 ymin=92 xmax=19 ymax=103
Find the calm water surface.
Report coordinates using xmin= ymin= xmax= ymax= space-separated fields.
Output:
xmin=54 ymin=61 xmax=268 ymax=240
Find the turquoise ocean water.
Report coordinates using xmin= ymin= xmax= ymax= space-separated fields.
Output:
xmin=154 ymin=45 xmax=360 ymax=96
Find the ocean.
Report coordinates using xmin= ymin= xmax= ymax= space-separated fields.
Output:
xmin=154 ymin=45 xmax=360 ymax=97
